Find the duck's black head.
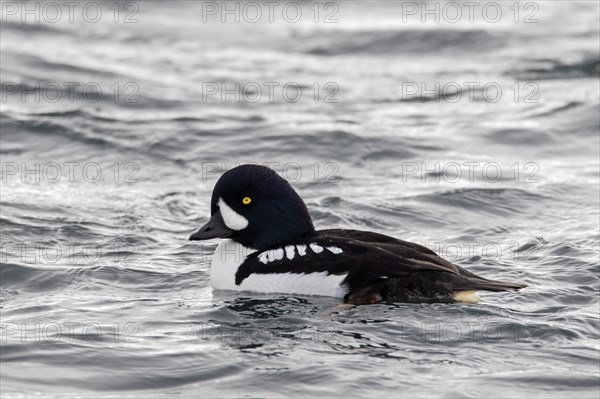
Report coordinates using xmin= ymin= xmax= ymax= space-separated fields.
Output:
xmin=189 ymin=164 xmax=315 ymax=250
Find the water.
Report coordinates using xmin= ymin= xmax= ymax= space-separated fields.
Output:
xmin=1 ymin=1 xmax=599 ymax=397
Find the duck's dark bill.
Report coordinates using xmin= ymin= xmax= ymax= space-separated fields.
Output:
xmin=189 ymin=210 xmax=234 ymax=241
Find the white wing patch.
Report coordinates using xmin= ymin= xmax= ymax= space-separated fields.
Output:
xmin=256 ymin=243 xmax=343 ymax=265
xmin=309 ymin=243 xmax=324 ymax=253
xmin=218 ymin=197 xmax=248 ymax=231
xmin=258 ymin=252 xmax=269 ymax=264
xmin=326 ymin=246 xmax=343 ymax=254
xmin=267 ymin=248 xmax=284 ymax=262
xmin=285 ymin=245 xmax=295 ymax=260
xmin=296 ymin=245 xmax=307 ymax=256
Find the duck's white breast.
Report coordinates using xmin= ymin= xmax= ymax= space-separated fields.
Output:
xmin=210 ymin=240 xmax=348 ymax=298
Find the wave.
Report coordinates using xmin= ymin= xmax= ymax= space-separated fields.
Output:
xmin=297 ymin=29 xmax=506 ymax=56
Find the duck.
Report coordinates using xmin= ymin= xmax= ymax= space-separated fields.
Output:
xmin=189 ymin=164 xmax=526 ymax=304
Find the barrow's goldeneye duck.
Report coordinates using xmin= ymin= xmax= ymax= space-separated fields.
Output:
xmin=189 ymin=164 xmax=527 ymax=304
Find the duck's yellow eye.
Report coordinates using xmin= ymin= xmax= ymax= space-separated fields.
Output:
xmin=242 ymin=196 xmax=252 ymax=205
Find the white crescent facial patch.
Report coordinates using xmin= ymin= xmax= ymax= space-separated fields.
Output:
xmin=219 ymin=197 xmax=249 ymax=231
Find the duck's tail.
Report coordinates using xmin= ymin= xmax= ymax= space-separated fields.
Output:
xmin=459 ymin=277 xmax=528 ymax=292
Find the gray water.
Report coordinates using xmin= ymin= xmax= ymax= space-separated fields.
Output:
xmin=1 ymin=1 xmax=599 ymax=398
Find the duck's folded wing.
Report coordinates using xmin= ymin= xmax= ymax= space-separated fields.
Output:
xmin=234 ymin=236 xmax=456 ymax=285
xmin=235 ymin=235 xmax=525 ymax=303
xmin=316 ymin=228 xmax=440 ymax=256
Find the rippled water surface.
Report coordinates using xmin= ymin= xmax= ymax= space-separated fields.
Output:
xmin=1 ymin=1 xmax=599 ymax=398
